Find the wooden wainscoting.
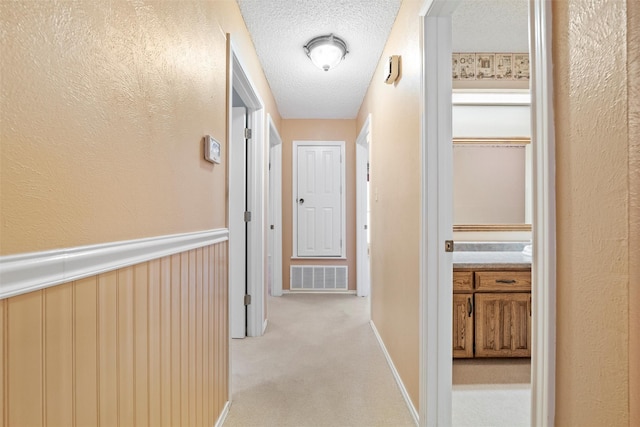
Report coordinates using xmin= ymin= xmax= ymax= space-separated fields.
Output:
xmin=0 ymin=243 xmax=228 ymax=427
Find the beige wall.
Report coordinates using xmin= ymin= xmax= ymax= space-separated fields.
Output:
xmin=0 ymin=0 xmax=280 ymax=256
xmin=554 ymin=0 xmax=634 ymax=425
xmin=628 ymin=2 xmax=640 ymax=424
xmin=280 ymin=119 xmax=357 ymax=291
xmin=0 ymin=243 xmax=228 ymax=427
xmin=357 ymin=0 xmax=422 ymax=408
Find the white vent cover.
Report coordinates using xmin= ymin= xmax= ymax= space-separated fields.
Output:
xmin=290 ymin=266 xmax=348 ymax=291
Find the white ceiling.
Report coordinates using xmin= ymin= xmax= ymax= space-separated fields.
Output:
xmin=236 ymin=0 xmax=402 ymax=119
xmin=236 ymin=0 xmax=528 ymax=120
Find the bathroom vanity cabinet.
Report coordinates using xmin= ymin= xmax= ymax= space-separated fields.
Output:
xmin=453 ymin=268 xmax=532 ymax=358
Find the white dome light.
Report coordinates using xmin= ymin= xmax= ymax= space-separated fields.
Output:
xmin=304 ymin=34 xmax=348 ymax=72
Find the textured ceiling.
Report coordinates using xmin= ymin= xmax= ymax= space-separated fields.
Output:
xmin=237 ymin=0 xmax=528 ymax=120
xmin=236 ymin=0 xmax=402 ymax=119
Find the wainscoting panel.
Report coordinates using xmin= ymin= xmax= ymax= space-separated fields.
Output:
xmin=1 ymin=242 xmax=228 ymax=427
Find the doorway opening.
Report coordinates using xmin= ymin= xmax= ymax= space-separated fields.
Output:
xmin=356 ymin=116 xmax=371 ymax=298
xmin=228 ymin=40 xmax=267 ymax=342
xmin=419 ymin=1 xmax=556 ymax=426
xmin=267 ymin=115 xmax=283 ymax=299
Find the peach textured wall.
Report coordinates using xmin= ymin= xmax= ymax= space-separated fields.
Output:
xmin=0 ymin=243 xmax=228 ymax=427
xmin=280 ymin=119 xmax=357 ymax=291
xmin=628 ymin=0 xmax=639 ymax=424
xmin=0 ymin=0 xmax=281 ymax=256
xmin=554 ymin=1 xmax=632 ymax=425
xmin=0 ymin=1 xmax=226 ymax=255
xmin=356 ymin=0 xmax=422 ymax=408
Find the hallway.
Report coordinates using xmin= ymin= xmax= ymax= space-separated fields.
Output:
xmin=223 ymin=294 xmax=415 ymax=426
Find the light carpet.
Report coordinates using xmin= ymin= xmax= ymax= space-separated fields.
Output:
xmin=452 ymin=383 xmax=531 ymax=427
xmin=223 ymin=293 xmax=415 ymax=427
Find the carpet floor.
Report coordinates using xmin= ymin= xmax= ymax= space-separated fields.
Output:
xmin=223 ymin=293 xmax=416 ymax=427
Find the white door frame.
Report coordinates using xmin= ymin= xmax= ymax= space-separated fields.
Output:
xmin=229 ymin=105 xmax=248 ymax=339
xmin=528 ymin=1 xmax=557 ymax=424
xmin=356 ymin=116 xmax=371 ymax=297
xmin=418 ymin=1 xmax=556 ymax=426
xmin=228 ymin=39 xmax=266 ymax=339
xmin=268 ymin=114 xmax=283 ymax=298
xmin=292 ymin=140 xmax=347 ymax=259
xmin=419 ymin=3 xmax=457 ymax=425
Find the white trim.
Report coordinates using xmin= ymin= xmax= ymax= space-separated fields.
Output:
xmin=0 ymin=229 xmax=228 ymax=300
xmin=263 ymin=318 xmax=268 ymax=334
xmin=452 ymin=91 xmax=531 ymax=106
xmin=420 ymin=4 xmax=458 ymax=426
xmin=292 ymin=140 xmax=347 ymax=259
xmin=530 ymin=0 xmax=556 ymax=425
xmin=356 ymin=115 xmax=371 ymax=298
xmin=214 ymin=400 xmax=231 ymax=427
xmin=267 ymin=114 xmax=284 ymax=296
xmin=228 ymin=40 xmax=267 ymax=339
xmin=370 ymin=320 xmax=419 ymax=426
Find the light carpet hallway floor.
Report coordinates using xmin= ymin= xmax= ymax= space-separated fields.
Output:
xmin=223 ymin=293 xmax=416 ymax=427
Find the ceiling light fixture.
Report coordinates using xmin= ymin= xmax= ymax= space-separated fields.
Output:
xmin=303 ymin=34 xmax=348 ymax=72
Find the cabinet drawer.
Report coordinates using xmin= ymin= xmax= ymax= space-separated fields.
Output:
xmin=453 ymin=271 xmax=473 ymax=292
xmin=475 ymin=271 xmax=531 ymax=291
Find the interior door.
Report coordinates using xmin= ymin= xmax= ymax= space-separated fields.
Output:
xmin=296 ymin=145 xmax=342 ymax=257
xmin=230 ymin=106 xmax=248 ymax=339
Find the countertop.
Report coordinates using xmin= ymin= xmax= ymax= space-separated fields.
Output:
xmin=452 ymin=251 xmax=532 ymax=269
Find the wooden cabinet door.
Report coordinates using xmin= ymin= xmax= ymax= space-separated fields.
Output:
xmin=453 ymin=294 xmax=474 ymax=358
xmin=475 ymin=293 xmax=531 ymax=357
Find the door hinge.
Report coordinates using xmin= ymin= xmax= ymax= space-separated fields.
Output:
xmin=244 ymin=211 xmax=252 ymax=222
xmin=445 ymin=240 xmax=454 ymax=252
xmin=270 ymin=224 xmax=275 ymax=230
xmin=244 ymin=128 xmax=252 ymax=139
xmin=244 ymin=294 xmax=251 ymax=305
xmin=364 ymin=224 xmax=368 ymax=230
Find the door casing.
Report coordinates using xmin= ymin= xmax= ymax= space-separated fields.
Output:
xmin=292 ymin=140 xmax=346 ymax=259
xmin=229 ymin=105 xmax=248 ymax=339
xmin=227 ymin=38 xmax=267 ymax=347
xmin=268 ymin=115 xmax=284 ymax=298
xmin=356 ymin=116 xmax=371 ymax=297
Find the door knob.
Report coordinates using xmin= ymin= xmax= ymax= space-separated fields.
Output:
xmin=298 ymin=198 xmax=305 ymax=204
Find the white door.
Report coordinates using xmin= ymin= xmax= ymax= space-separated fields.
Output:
xmin=230 ymin=106 xmax=248 ymax=339
xmin=356 ymin=136 xmax=370 ymax=297
xmin=296 ymin=144 xmax=343 ymax=257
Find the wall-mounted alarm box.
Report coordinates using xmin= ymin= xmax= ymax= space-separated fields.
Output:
xmin=204 ymin=135 xmax=221 ymax=164
xmin=385 ymin=55 xmax=400 ymax=84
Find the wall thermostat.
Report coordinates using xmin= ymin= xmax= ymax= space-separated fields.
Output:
xmin=204 ymin=135 xmax=221 ymax=164
xmin=385 ymin=55 xmax=400 ymax=84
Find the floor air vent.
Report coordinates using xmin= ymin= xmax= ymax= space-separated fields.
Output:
xmin=290 ymin=266 xmax=348 ymax=291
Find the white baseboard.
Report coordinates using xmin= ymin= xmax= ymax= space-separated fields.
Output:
xmin=214 ymin=400 xmax=231 ymax=427
xmin=369 ymin=320 xmax=419 ymax=426
xmin=263 ymin=318 xmax=268 ymax=334
xmin=0 ymin=229 xmax=229 ymax=299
